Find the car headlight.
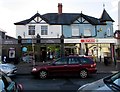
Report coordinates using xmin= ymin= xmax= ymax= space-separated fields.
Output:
xmin=32 ymin=68 xmax=37 ymax=71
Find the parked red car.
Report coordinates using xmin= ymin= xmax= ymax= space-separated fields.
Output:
xmin=31 ymin=56 xmax=97 ymax=79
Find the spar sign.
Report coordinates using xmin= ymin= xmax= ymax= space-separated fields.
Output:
xmin=80 ymin=38 xmax=95 ymax=43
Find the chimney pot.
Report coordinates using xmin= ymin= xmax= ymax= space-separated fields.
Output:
xmin=58 ymin=3 xmax=62 ymax=14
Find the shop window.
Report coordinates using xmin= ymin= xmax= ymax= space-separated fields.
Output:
xmin=28 ymin=25 xmax=35 ymax=35
xmin=41 ymin=25 xmax=48 ymax=35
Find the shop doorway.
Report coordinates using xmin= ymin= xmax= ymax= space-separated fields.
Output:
xmin=40 ymin=47 xmax=47 ymax=62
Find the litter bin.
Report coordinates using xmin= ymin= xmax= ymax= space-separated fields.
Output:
xmin=104 ymin=57 xmax=111 ymax=66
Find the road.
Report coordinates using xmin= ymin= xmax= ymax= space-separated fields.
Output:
xmin=13 ymin=73 xmax=112 ymax=92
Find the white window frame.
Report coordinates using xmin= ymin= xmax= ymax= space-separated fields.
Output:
xmin=41 ymin=25 xmax=48 ymax=35
xmin=72 ymin=25 xmax=79 ymax=36
xmin=107 ymin=28 xmax=111 ymax=36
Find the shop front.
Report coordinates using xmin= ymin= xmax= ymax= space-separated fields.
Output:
xmin=64 ymin=38 xmax=116 ymax=62
xmin=19 ymin=37 xmax=116 ymax=63
xmin=20 ymin=38 xmax=61 ymax=62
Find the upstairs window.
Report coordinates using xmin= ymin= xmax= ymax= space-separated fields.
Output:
xmin=28 ymin=25 xmax=35 ymax=35
xmin=41 ymin=25 xmax=48 ymax=35
xmin=84 ymin=29 xmax=91 ymax=36
xmin=107 ymin=28 xmax=111 ymax=36
xmin=72 ymin=25 xmax=79 ymax=36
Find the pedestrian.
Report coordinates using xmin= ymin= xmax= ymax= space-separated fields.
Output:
xmin=41 ymin=49 xmax=46 ymax=62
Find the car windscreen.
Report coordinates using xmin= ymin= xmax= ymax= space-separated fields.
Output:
xmin=104 ymin=72 xmax=120 ymax=91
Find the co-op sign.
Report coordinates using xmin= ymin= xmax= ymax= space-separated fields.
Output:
xmin=64 ymin=38 xmax=116 ymax=43
xmin=64 ymin=38 xmax=96 ymax=43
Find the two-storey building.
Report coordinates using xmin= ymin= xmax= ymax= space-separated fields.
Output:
xmin=14 ymin=3 xmax=116 ymax=62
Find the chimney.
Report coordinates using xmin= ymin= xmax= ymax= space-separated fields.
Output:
xmin=58 ymin=3 xmax=62 ymax=14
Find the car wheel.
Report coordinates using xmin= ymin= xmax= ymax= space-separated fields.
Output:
xmin=39 ymin=70 xmax=47 ymax=79
xmin=80 ymin=70 xmax=88 ymax=78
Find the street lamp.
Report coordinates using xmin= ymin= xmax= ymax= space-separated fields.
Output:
xmin=29 ymin=27 xmax=35 ymax=66
xmin=60 ymin=34 xmax=64 ymax=57
xmin=31 ymin=35 xmax=35 ymax=66
xmin=80 ymin=33 xmax=85 ymax=55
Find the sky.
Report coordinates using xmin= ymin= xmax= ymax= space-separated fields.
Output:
xmin=0 ymin=0 xmax=119 ymax=38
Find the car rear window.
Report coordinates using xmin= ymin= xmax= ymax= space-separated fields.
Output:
xmin=68 ymin=57 xmax=80 ymax=64
xmin=79 ymin=57 xmax=94 ymax=64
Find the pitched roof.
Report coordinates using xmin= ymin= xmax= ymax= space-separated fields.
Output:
xmin=42 ymin=13 xmax=80 ymax=25
xmin=14 ymin=13 xmax=45 ymax=25
xmin=80 ymin=13 xmax=105 ymax=25
xmin=100 ymin=9 xmax=114 ymax=22
xmin=14 ymin=10 xmax=113 ymax=25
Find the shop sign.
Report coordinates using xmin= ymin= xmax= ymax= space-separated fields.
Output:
xmin=22 ymin=39 xmax=36 ymax=43
xmin=97 ymin=38 xmax=116 ymax=43
xmin=2 ymin=40 xmax=17 ymax=44
xmin=64 ymin=39 xmax=80 ymax=43
xmin=80 ymin=38 xmax=95 ymax=43
xmin=41 ymin=39 xmax=60 ymax=43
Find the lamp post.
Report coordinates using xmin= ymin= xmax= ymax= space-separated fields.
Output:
xmin=60 ymin=34 xmax=64 ymax=58
xmin=29 ymin=28 xmax=35 ymax=66
xmin=80 ymin=33 xmax=85 ymax=55
xmin=31 ymin=35 xmax=35 ymax=66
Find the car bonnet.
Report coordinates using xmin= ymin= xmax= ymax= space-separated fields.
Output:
xmin=78 ymin=79 xmax=111 ymax=91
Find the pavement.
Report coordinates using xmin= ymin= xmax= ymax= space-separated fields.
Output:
xmin=14 ymin=60 xmax=120 ymax=75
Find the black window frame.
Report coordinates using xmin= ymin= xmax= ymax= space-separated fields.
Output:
xmin=28 ymin=25 xmax=35 ymax=35
xmin=41 ymin=25 xmax=48 ymax=35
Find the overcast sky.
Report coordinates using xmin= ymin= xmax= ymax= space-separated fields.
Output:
xmin=0 ymin=0 xmax=119 ymax=38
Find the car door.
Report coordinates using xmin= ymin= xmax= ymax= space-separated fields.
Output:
xmin=79 ymin=57 xmax=93 ymax=69
xmin=48 ymin=57 xmax=68 ymax=76
xmin=67 ymin=57 xmax=81 ymax=75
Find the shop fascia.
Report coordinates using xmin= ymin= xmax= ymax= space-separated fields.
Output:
xmin=64 ymin=38 xmax=116 ymax=44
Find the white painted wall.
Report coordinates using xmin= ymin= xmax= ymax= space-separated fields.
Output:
xmin=16 ymin=24 xmax=62 ymax=38
xmin=16 ymin=25 xmax=27 ymax=38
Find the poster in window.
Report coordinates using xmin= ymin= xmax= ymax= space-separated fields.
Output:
xmin=9 ymin=48 xmax=15 ymax=58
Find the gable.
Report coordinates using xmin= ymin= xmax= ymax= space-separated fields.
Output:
xmin=73 ymin=17 xmax=89 ymax=24
xmin=30 ymin=16 xmax=47 ymax=24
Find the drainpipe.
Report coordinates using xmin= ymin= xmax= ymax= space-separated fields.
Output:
xmin=93 ymin=25 xmax=97 ymax=37
xmin=60 ymin=25 xmax=64 ymax=58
